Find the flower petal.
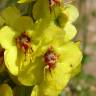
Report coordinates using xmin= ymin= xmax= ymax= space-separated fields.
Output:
xmin=18 ymin=57 xmax=44 ymax=86
xmin=31 ymin=20 xmax=65 ymax=44
xmin=31 ymin=85 xmax=39 ymax=96
xmin=4 ymin=46 xmax=18 ymax=75
xmin=64 ymin=23 xmax=77 ymax=42
xmin=64 ymin=4 xmax=79 ymax=23
xmin=42 ymin=22 xmax=65 ymax=44
xmin=0 ymin=84 xmax=13 ymax=96
xmin=55 ymin=12 xmax=68 ymax=28
xmin=31 ymin=41 xmax=82 ymax=96
xmin=31 ymin=73 xmax=71 ymax=96
xmin=71 ymin=63 xmax=81 ymax=78
xmin=17 ymin=0 xmax=32 ymax=3
xmin=13 ymin=16 xmax=33 ymax=34
xmin=0 ymin=6 xmax=20 ymax=26
xmin=32 ymin=0 xmax=50 ymax=20
xmin=0 ymin=26 xmax=16 ymax=49
xmin=40 ymin=72 xmax=71 ymax=96
xmin=56 ymin=42 xmax=82 ymax=74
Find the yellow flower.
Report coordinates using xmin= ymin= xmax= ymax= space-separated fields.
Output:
xmin=0 ymin=5 xmax=82 ymax=96
xmin=18 ymin=20 xmax=65 ymax=86
xmin=0 ymin=6 xmax=34 ymax=76
xmin=0 ymin=6 xmax=65 ymax=86
xmin=31 ymin=42 xmax=82 ymax=96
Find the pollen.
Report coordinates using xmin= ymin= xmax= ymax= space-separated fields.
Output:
xmin=44 ymin=47 xmax=58 ymax=70
xmin=16 ymin=32 xmax=31 ymax=53
xmin=49 ymin=0 xmax=61 ymax=6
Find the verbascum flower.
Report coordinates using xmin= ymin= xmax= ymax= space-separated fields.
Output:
xmin=30 ymin=41 xmax=82 ymax=96
xmin=0 ymin=6 xmax=65 ymax=86
xmin=0 ymin=6 xmax=35 ymax=76
xmin=18 ymin=20 xmax=66 ymax=86
xmin=0 ymin=3 xmax=82 ymax=96
xmin=17 ymin=3 xmax=80 ymax=86
xmin=18 ymin=21 xmax=82 ymax=87
xmin=32 ymin=3 xmax=79 ymax=43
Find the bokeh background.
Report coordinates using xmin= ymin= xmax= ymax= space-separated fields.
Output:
xmin=0 ymin=0 xmax=96 ymax=96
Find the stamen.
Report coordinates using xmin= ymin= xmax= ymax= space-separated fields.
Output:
xmin=44 ymin=47 xmax=58 ymax=70
xmin=16 ymin=32 xmax=31 ymax=53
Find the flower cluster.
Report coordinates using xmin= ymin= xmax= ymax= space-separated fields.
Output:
xmin=0 ymin=0 xmax=82 ymax=96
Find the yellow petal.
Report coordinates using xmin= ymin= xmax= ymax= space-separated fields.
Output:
xmin=64 ymin=23 xmax=77 ymax=42
xmin=32 ymin=0 xmax=50 ymax=20
xmin=13 ymin=16 xmax=33 ymax=33
xmin=31 ymin=85 xmax=39 ymax=96
xmin=64 ymin=4 xmax=79 ymax=23
xmin=1 ymin=6 xmax=20 ymax=26
xmin=4 ymin=46 xmax=18 ymax=75
xmin=17 ymin=0 xmax=32 ymax=3
xmin=31 ymin=73 xmax=71 ymax=96
xmin=0 ymin=26 xmax=16 ymax=49
xmin=56 ymin=42 xmax=82 ymax=74
xmin=18 ymin=57 xmax=44 ymax=86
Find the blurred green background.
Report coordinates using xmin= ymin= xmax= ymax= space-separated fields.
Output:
xmin=0 ymin=0 xmax=96 ymax=96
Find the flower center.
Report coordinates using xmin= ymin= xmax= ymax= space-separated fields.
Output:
xmin=44 ymin=47 xmax=58 ymax=70
xmin=49 ymin=0 xmax=61 ymax=6
xmin=16 ymin=32 xmax=31 ymax=53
